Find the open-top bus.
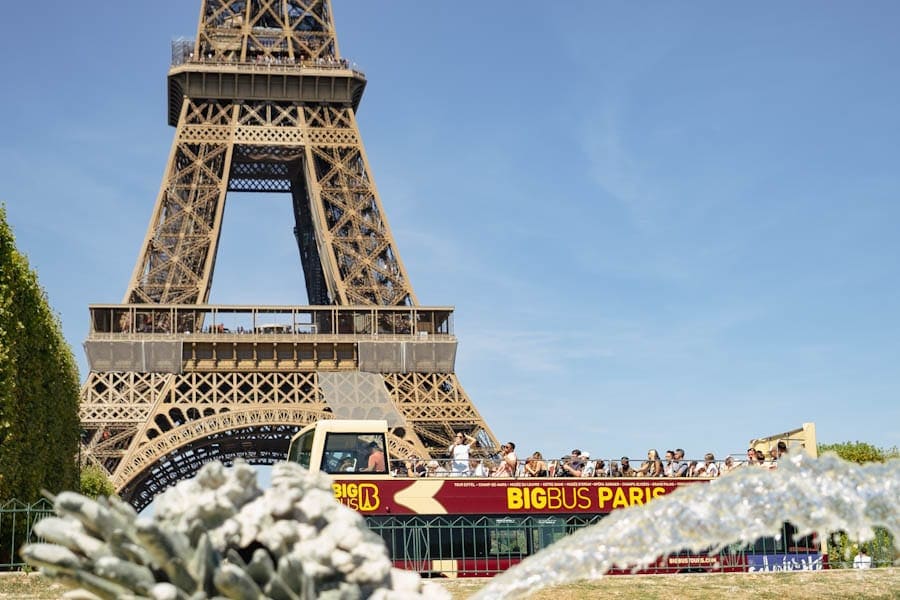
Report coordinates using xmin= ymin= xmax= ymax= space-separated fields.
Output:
xmin=287 ymin=420 xmax=824 ymax=576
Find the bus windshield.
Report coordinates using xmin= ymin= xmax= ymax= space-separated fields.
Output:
xmin=288 ymin=429 xmax=314 ymax=469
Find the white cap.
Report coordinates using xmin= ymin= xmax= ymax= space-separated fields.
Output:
xmin=582 ymin=452 xmax=590 ymax=459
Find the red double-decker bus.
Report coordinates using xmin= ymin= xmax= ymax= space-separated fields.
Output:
xmin=288 ymin=420 xmax=824 ymax=577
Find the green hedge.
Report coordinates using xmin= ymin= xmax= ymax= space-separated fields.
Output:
xmin=818 ymin=440 xmax=899 ymax=568
xmin=0 ymin=205 xmax=81 ymax=503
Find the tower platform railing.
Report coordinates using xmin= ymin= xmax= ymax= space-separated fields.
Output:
xmin=170 ymin=39 xmax=365 ymax=77
xmin=88 ymin=304 xmax=454 ymax=339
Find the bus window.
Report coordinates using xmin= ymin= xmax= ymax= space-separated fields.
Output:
xmin=489 ymin=518 xmax=527 ymax=557
xmin=530 ymin=516 xmax=568 ymax=552
xmin=321 ymin=432 xmax=387 ymax=474
xmin=725 ymin=521 xmax=824 ymax=572
xmin=287 ymin=430 xmax=314 ymax=469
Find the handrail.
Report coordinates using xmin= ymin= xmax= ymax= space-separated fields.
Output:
xmin=384 ymin=457 xmax=783 ymax=479
xmin=88 ymin=304 xmax=454 ymax=337
xmin=171 ymin=54 xmax=365 ymax=79
xmin=0 ymin=499 xmax=54 ymax=570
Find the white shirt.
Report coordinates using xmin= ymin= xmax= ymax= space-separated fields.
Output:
xmin=449 ymin=443 xmax=472 ymax=475
xmin=854 ymin=553 xmax=872 ymax=569
xmin=703 ymin=462 xmax=720 ymax=478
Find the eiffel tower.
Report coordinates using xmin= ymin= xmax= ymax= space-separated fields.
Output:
xmin=78 ymin=0 xmax=498 ymax=511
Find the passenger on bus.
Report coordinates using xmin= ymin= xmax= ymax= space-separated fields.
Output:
xmin=505 ymin=442 xmax=518 ymax=473
xmin=671 ymin=449 xmax=689 ymax=477
xmin=635 ymin=449 xmax=663 ymax=477
xmin=492 ymin=443 xmax=517 ymax=477
xmin=580 ymin=453 xmax=597 ymax=477
xmin=774 ymin=440 xmax=788 ymax=462
xmin=405 ymin=457 xmax=426 ymax=477
xmin=746 ymin=448 xmax=761 ymax=466
xmin=524 ymin=452 xmax=548 ymax=477
xmin=449 ymin=431 xmax=476 ymax=476
xmin=426 ymin=460 xmax=448 ymax=477
xmin=721 ymin=455 xmax=740 ymax=474
xmin=663 ymin=450 xmax=678 ymax=477
xmin=559 ymin=449 xmax=586 ymax=477
xmin=391 ymin=460 xmax=409 ymax=477
xmin=360 ymin=441 xmax=386 ymax=473
xmin=619 ymin=456 xmax=636 ymax=477
xmin=695 ymin=453 xmax=719 ymax=478
xmin=470 ymin=458 xmax=490 ymax=477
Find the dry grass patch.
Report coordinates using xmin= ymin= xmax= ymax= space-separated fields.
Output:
xmin=1 ymin=568 xmax=897 ymax=599
xmin=437 ymin=568 xmax=900 ymax=599
xmin=0 ymin=573 xmax=67 ymax=599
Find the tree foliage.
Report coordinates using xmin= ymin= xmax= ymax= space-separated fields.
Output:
xmin=818 ymin=441 xmax=899 ymax=464
xmin=79 ymin=465 xmax=116 ymax=499
xmin=818 ymin=440 xmax=898 ymax=568
xmin=0 ymin=205 xmax=81 ymax=503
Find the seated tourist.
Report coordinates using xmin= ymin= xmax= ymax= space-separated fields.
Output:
xmin=409 ymin=457 xmax=427 ymax=477
xmin=426 ymin=460 xmax=448 ymax=477
xmin=663 ymin=450 xmax=678 ymax=477
xmin=580 ymin=452 xmax=595 ymax=477
xmin=635 ymin=449 xmax=663 ymax=477
xmin=391 ymin=460 xmax=409 ymax=477
xmin=619 ymin=457 xmax=635 ymax=477
xmin=492 ymin=444 xmax=516 ymax=477
xmin=720 ymin=455 xmax=740 ymax=474
xmin=524 ymin=452 xmax=548 ymax=477
xmin=671 ymin=448 xmax=689 ymax=477
xmin=470 ymin=458 xmax=490 ymax=477
xmin=696 ymin=453 xmax=719 ymax=478
xmin=608 ymin=460 xmax=622 ymax=477
xmin=559 ymin=449 xmax=586 ymax=477
xmin=746 ymin=448 xmax=760 ymax=466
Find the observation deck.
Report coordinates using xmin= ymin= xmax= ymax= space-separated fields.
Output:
xmin=86 ymin=305 xmax=456 ymax=374
xmin=167 ymin=39 xmax=367 ymax=126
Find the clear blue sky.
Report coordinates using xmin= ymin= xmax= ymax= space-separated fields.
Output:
xmin=2 ymin=1 xmax=898 ymax=463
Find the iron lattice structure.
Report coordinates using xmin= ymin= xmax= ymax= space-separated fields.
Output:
xmin=78 ymin=0 xmax=498 ymax=511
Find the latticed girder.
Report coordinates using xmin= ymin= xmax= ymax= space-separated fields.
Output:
xmin=83 ymin=0 xmax=499 ymax=509
xmin=119 ymin=413 xmax=427 ymax=513
xmin=126 ymin=99 xmax=416 ymax=307
xmin=79 ymin=366 xmax=498 ymax=506
xmin=197 ymin=0 xmax=338 ymax=64
xmin=384 ymin=372 xmax=497 ymax=453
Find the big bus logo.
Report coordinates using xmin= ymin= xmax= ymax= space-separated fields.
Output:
xmin=506 ymin=485 xmax=668 ymax=511
xmin=332 ymin=482 xmax=380 ymax=511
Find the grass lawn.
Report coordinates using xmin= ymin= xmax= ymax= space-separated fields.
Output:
xmin=436 ymin=568 xmax=900 ymax=599
xmin=1 ymin=568 xmax=897 ymax=599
